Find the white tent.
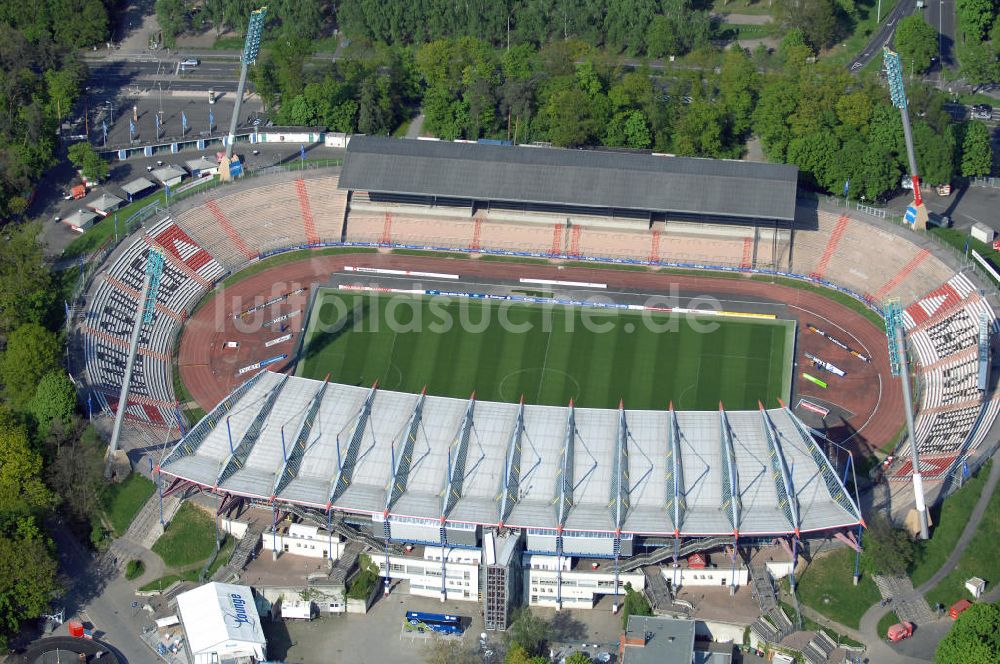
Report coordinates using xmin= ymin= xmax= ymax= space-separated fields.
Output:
xmin=176 ymin=582 xmax=267 ymax=664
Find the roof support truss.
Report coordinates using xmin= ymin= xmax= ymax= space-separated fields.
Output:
xmin=610 ymin=402 xmax=630 ymax=531
xmin=719 ymin=405 xmax=741 ymax=535
xmin=272 ymin=379 xmax=329 ymax=498
xmin=555 ymin=401 xmax=576 ymax=529
xmin=760 ymin=405 xmax=800 ymax=535
xmin=385 ymin=390 xmax=427 ymax=513
xmin=664 ymin=405 xmax=686 ymax=534
xmin=216 ymin=375 xmax=289 ymax=487
xmin=328 ymin=385 xmax=378 ymax=506
xmin=163 ymin=371 xmax=267 ymax=465
xmin=498 ymin=399 xmax=526 ymax=526
xmin=786 ymin=408 xmax=863 ymax=521
xmin=441 ymin=394 xmax=476 ymax=519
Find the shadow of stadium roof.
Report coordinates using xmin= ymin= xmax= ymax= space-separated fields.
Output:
xmin=161 ymin=371 xmax=861 ymax=538
xmin=338 ymin=135 xmax=799 ymax=223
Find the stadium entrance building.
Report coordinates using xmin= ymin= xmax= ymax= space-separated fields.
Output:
xmin=338 ymin=136 xmax=798 ymax=268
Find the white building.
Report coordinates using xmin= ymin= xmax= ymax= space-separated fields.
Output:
xmin=262 ymin=522 xmax=347 ymax=560
xmin=373 ymin=545 xmax=482 ymax=601
xmin=150 ymin=164 xmax=187 ymax=187
xmin=185 ymin=156 xmax=220 ymax=178
xmin=661 ymin=563 xmax=749 ymax=589
xmin=524 ymin=554 xmax=645 ymax=609
xmin=175 ymin=582 xmax=267 ymax=664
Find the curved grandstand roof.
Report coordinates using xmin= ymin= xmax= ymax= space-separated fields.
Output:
xmin=339 ymin=136 xmax=799 ymax=223
xmin=161 ymin=371 xmax=861 ymax=537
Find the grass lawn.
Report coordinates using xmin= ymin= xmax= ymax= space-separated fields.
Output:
xmin=139 ymin=574 xmax=183 ymax=592
xmin=219 ymin=247 xmax=377 ymax=289
xmin=925 ymin=476 xmax=1000 ymax=608
xmin=297 ymin=291 xmax=793 ymax=410
xmin=138 ymin=537 xmax=234 ymax=591
xmin=750 ymin=274 xmax=885 ymax=330
xmin=909 ymin=461 xmax=991 ymax=588
xmin=102 ymin=473 xmax=155 ymax=537
xmin=929 ymin=226 xmax=1000 ymax=275
xmin=795 ymin=547 xmax=881 ymax=630
xmin=780 ymin=601 xmax=865 ymax=648
xmin=152 ymin=503 xmax=218 ymax=568
xmin=389 ymin=249 xmax=465 ymax=259
xmin=877 ymin=610 xmax=900 ymax=638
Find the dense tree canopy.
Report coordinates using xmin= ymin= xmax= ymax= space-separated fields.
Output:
xmin=935 ymin=603 xmax=1000 ymax=664
xmin=337 ymin=0 xmax=713 ymax=57
xmin=894 ymin=15 xmax=940 ymax=74
xmin=961 ymin=121 xmax=993 ymax=177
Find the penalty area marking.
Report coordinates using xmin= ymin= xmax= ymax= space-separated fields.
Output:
xmin=344 ymin=266 xmax=459 ymax=280
xmin=520 ymin=277 xmax=606 ymax=289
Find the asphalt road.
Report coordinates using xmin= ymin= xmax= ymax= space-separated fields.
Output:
xmin=87 ymin=56 xmax=245 ymax=94
xmin=849 ymin=0 xmax=917 ymax=71
xmin=925 ymin=0 xmax=957 ymax=67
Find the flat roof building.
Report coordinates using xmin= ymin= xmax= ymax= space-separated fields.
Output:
xmin=620 ymin=616 xmax=732 ymax=664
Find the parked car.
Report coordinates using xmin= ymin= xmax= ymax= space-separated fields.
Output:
xmin=972 ymin=104 xmax=992 ymax=120
xmin=928 ymin=212 xmax=952 ymax=228
xmin=949 ymin=599 xmax=973 ymax=620
xmin=887 ymin=621 xmax=914 ymax=642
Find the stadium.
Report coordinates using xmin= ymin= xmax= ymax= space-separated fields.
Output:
xmin=71 ymin=136 xmax=999 ymax=632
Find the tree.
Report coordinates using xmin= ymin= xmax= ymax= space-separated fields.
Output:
xmin=961 ymin=121 xmax=993 ymax=177
xmin=66 ymin=142 xmax=109 ymax=182
xmin=0 ymin=525 xmax=59 ymax=651
xmin=913 ymin=121 xmax=955 ymax=185
xmin=565 ymin=653 xmax=592 ymax=664
xmin=958 ymin=0 xmax=995 ymax=40
xmin=935 ymin=602 xmax=1000 ymax=664
xmin=0 ymin=324 xmax=61 ymax=410
xmin=0 ymin=222 xmax=53 ymax=333
xmin=506 ymin=607 xmax=550 ymax=657
xmin=46 ymin=424 xmax=106 ymax=528
xmin=621 ymin=582 xmax=653 ymax=628
xmin=155 ymin=0 xmax=190 ymax=48
xmin=894 ymin=16 xmax=940 ymax=74
xmin=423 ymin=634 xmax=478 ymax=664
xmin=0 ymin=415 xmax=53 ymax=522
xmin=504 ymin=644 xmax=533 ymax=664
xmin=203 ymin=0 xmax=228 ymax=36
xmin=30 ymin=371 xmax=76 ymax=436
xmin=862 ymin=514 xmax=914 ymax=576
xmin=773 ymin=0 xmax=840 ymax=48
xmin=959 ymin=41 xmax=1000 ymax=88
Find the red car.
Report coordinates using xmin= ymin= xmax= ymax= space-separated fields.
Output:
xmin=887 ymin=621 xmax=913 ymax=642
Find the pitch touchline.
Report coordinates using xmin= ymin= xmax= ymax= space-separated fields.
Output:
xmin=343 ymin=274 xmax=780 ymax=308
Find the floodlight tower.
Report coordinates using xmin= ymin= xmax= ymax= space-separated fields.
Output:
xmin=225 ymin=6 xmax=267 ymax=162
xmin=105 ymin=249 xmax=166 ymax=478
xmin=883 ymin=47 xmax=928 ymax=230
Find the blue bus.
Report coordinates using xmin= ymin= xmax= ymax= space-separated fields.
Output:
xmin=403 ymin=610 xmax=463 ymax=635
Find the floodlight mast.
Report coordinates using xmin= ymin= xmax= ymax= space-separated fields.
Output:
xmin=896 ymin=325 xmax=930 ymax=540
xmin=883 ymin=47 xmax=928 ymax=230
xmin=225 ymin=7 xmax=267 ymax=162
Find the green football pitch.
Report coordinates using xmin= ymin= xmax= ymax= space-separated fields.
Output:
xmin=296 ymin=290 xmax=795 ymax=410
